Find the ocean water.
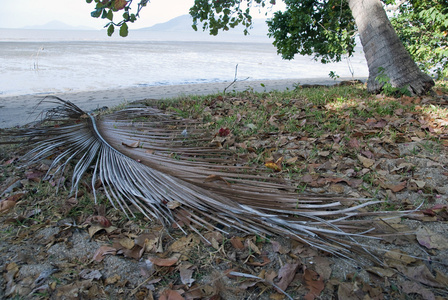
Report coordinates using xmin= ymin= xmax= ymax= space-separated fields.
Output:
xmin=0 ymin=29 xmax=368 ymax=97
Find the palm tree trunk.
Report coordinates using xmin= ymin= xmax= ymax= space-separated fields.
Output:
xmin=348 ymin=0 xmax=434 ymax=95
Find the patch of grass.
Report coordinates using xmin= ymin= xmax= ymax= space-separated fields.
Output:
xmin=435 ymin=80 xmax=448 ymax=94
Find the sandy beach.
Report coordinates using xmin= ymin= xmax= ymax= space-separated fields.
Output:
xmin=0 ymin=77 xmax=364 ymax=128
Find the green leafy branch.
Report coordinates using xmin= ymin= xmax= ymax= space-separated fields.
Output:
xmin=190 ymin=0 xmax=275 ymax=36
xmin=86 ymin=0 xmax=149 ymax=37
xmin=390 ymin=0 xmax=448 ymax=79
xmin=266 ymin=0 xmax=356 ymax=63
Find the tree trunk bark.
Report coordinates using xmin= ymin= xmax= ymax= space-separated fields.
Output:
xmin=347 ymin=0 xmax=434 ymax=95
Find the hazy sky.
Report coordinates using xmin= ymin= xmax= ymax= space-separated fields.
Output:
xmin=0 ymin=0 xmax=283 ymax=29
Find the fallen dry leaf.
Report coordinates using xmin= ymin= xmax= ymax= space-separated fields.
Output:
xmin=276 ymin=262 xmax=301 ymax=291
xmin=203 ymin=231 xmax=223 ymax=244
xmin=4 ymin=193 xmax=25 ymax=203
xmin=265 ymin=157 xmax=283 ymax=172
xmin=183 ymin=283 xmax=206 ymax=299
xmin=357 ymin=154 xmax=374 ymax=168
xmin=400 ymin=280 xmax=435 ymax=300
xmin=121 ymin=244 xmax=145 ymax=260
xmin=384 ymin=249 xmax=416 ymax=268
xmin=104 ymin=274 xmax=120 ymax=285
xmin=88 ymin=224 xmax=117 ymax=238
xmin=435 ymin=269 xmax=448 ymax=286
xmin=386 ymin=181 xmax=407 ymax=193
xmin=337 ymin=282 xmax=365 ymax=299
xmin=271 ymin=240 xmax=289 ymax=254
xmin=410 ymin=179 xmax=426 ymax=189
xmin=230 ymin=236 xmax=245 ymax=250
xmin=159 ymin=289 xmax=184 ymax=300
xmin=416 ymin=225 xmax=448 ymax=250
xmin=79 ymin=269 xmax=102 ymax=280
xmin=117 ymin=237 xmax=135 ymax=250
xmin=367 ymin=266 xmax=396 ymax=278
xmin=4 ymin=262 xmax=19 ymax=297
xmin=148 ymin=253 xmax=180 ymax=267
xmin=167 ymin=201 xmax=182 ymax=209
xmin=92 ymin=246 xmax=117 ymax=262
xmin=135 ymin=233 xmax=160 ymax=252
xmin=63 ymin=197 xmax=79 ymax=212
xmin=247 ymin=254 xmax=271 ymax=267
xmin=312 ymin=256 xmax=333 ymax=281
xmin=396 ymin=264 xmax=445 ymax=288
xmin=179 ymin=264 xmax=195 ymax=287
xmin=424 ymin=204 xmax=448 ymax=220
xmin=168 ymin=234 xmax=199 ymax=252
xmin=238 ymin=277 xmax=262 ymax=290
xmin=26 ymin=169 xmax=45 ymax=181
xmin=0 ymin=193 xmax=25 ymax=213
xmin=0 ymin=200 xmax=16 ymax=213
xmin=55 ymin=280 xmax=92 ymax=298
xmin=246 ymin=239 xmax=261 ymax=255
xmin=84 ymin=215 xmax=112 ymax=227
xmin=318 ymin=150 xmax=330 ymax=157
xmin=303 ymin=268 xmax=324 ymax=300
xmin=366 ymin=118 xmax=387 ymax=128
xmin=202 ymin=231 xmax=222 ymax=249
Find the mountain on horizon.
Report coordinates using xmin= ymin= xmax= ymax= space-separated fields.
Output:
xmin=139 ymin=14 xmax=269 ymax=37
xmin=23 ymin=20 xmax=96 ymax=31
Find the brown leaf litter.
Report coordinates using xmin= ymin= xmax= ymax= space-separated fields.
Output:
xmin=1 ymin=85 xmax=448 ymax=299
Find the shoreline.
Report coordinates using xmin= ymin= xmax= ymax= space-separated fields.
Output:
xmin=0 ymin=77 xmax=365 ymax=128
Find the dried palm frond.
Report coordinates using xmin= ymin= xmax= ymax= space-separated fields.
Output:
xmin=2 ymin=96 xmax=405 ymax=263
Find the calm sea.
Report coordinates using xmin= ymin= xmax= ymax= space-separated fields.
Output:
xmin=0 ymin=29 xmax=368 ymax=97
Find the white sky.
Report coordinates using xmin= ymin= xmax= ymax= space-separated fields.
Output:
xmin=0 ymin=0 xmax=283 ymax=30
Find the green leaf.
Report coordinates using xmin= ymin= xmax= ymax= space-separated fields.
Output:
xmin=123 ymin=11 xmax=129 ymax=20
xmin=86 ymin=0 xmax=93 ymax=3
xmin=107 ymin=24 xmax=115 ymax=36
xmin=119 ymin=22 xmax=128 ymax=37
xmin=106 ymin=9 xmax=113 ymax=21
xmin=101 ymin=9 xmax=108 ymax=19
xmin=91 ymin=9 xmax=102 ymax=18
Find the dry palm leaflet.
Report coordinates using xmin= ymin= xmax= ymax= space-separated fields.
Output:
xmin=2 ymin=97 xmax=410 ymax=263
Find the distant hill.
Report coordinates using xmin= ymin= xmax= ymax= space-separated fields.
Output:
xmin=139 ymin=14 xmax=269 ymax=37
xmin=24 ymin=21 xmax=96 ymax=30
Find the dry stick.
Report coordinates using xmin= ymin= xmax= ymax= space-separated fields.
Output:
xmin=33 ymin=46 xmax=44 ymax=71
xmin=223 ymin=64 xmax=250 ymax=94
xmin=346 ymin=54 xmax=355 ymax=80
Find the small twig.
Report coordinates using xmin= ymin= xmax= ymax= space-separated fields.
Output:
xmin=346 ymin=54 xmax=355 ymax=79
xmin=32 ymin=46 xmax=44 ymax=71
xmin=130 ymin=274 xmax=155 ymax=296
xmin=223 ymin=64 xmax=239 ymax=93
xmin=223 ymin=64 xmax=249 ymax=93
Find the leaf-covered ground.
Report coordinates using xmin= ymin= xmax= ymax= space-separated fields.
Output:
xmin=1 ymin=82 xmax=448 ymax=299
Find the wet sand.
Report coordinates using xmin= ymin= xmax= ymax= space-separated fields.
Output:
xmin=0 ymin=77 xmax=364 ymax=128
